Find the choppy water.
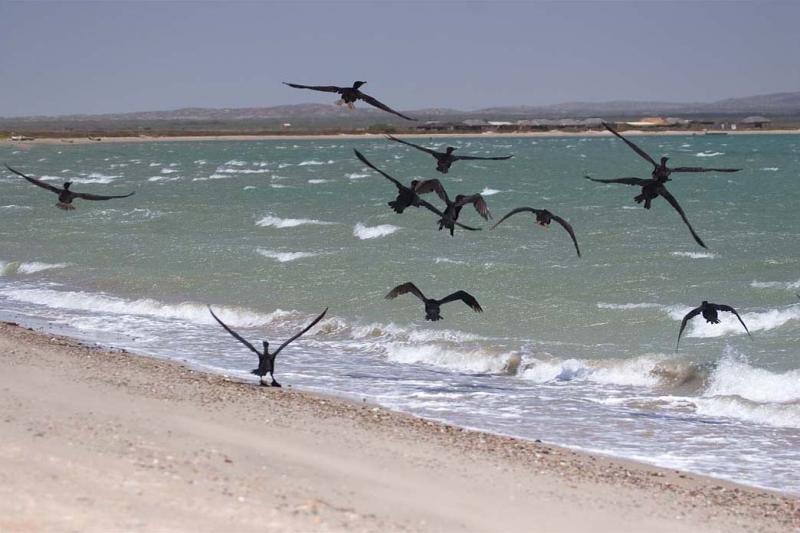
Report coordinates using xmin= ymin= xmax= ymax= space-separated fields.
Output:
xmin=1 ymin=134 xmax=799 ymax=493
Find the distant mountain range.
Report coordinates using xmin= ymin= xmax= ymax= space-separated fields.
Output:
xmin=3 ymin=92 xmax=799 ymax=132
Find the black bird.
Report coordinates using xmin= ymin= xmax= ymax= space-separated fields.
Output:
xmin=208 ymin=306 xmax=328 ymax=387
xmin=6 ymin=165 xmax=134 ymax=210
xmin=676 ymin=301 xmax=751 ymax=350
xmin=603 ymin=122 xmax=740 ymax=183
xmin=585 ymin=175 xmax=707 ymax=249
xmin=385 ymin=134 xmax=512 ymax=174
xmin=353 ymin=150 xmax=481 ymax=232
xmin=491 ymin=207 xmax=581 ymax=258
xmin=283 ymin=81 xmax=415 ymax=121
xmin=385 ymin=282 xmax=482 ymax=322
xmin=415 ymin=179 xmax=491 ymax=236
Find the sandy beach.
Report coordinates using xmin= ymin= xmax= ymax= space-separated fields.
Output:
xmin=1 ymin=129 xmax=799 ymax=146
xmin=0 ymin=321 xmax=796 ymax=532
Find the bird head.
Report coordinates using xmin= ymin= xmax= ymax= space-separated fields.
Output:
xmin=446 ymin=147 xmax=457 ymax=154
xmin=660 ymin=156 xmax=669 ymax=165
xmin=353 ymin=81 xmax=367 ymax=89
xmin=701 ymin=300 xmax=708 ymax=306
xmin=63 ymin=181 xmax=73 ymax=189
xmin=262 ymin=340 xmax=269 ymax=353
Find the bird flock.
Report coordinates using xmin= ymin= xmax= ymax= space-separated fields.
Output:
xmin=5 ymin=80 xmax=755 ymax=388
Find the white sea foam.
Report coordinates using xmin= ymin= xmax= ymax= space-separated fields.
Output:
xmin=695 ymin=151 xmax=724 ymax=157
xmin=667 ymin=304 xmax=800 ymax=337
xmin=0 ymin=287 xmax=286 ymax=328
xmin=147 ymin=175 xmax=181 ymax=182
xmin=346 ymin=173 xmax=370 ymax=180
xmin=0 ymin=260 xmax=70 ymax=276
xmin=308 ymin=179 xmax=332 ymax=184
xmin=353 ymin=223 xmax=400 ymax=239
xmin=434 ymin=257 xmax=466 ymax=265
xmin=671 ymin=251 xmax=717 ymax=259
xmin=597 ymin=302 xmax=663 ymax=310
xmin=0 ymin=205 xmax=32 ymax=210
xmin=760 ymin=167 xmax=779 ymax=171
xmin=705 ymin=356 xmax=800 ymax=404
xmin=750 ymin=279 xmax=800 ymax=290
xmin=386 ymin=343 xmax=515 ymax=374
xmin=694 ymin=397 xmax=800 ymax=429
xmin=256 ymin=214 xmax=334 ymax=228
xmin=160 ymin=168 xmax=179 ymax=174
xmin=256 ymin=249 xmax=320 ymax=263
xmin=298 ymin=159 xmax=333 ymax=166
xmin=520 ymin=355 xmax=667 ymax=387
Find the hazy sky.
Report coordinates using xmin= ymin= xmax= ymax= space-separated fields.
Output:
xmin=1 ymin=1 xmax=798 ymax=117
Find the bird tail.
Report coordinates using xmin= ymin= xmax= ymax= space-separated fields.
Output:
xmin=388 ymin=200 xmax=405 ymax=213
xmin=56 ymin=202 xmax=75 ymax=210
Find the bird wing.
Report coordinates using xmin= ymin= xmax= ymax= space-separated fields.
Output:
xmin=656 ymin=185 xmax=707 ymax=249
xmin=73 ymin=191 xmax=135 ymax=201
xmin=602 ymin=122 xmax=657 ymax=166
xmin=208 ymin=306 xmax=261 ymax=357
xmin=283 ymin=82 xmax=341 ymax=93
xmin=353 ymin=149 xmax=405 ymax=191
xmin=454 ymin=194 xmax=491 ymax=220
xmin=414 ymin=179 xmax=450 ymax=203
xmin=454 ymin=221 xmax=482 ymax=231
xmin=357 ymin=91 xmax=416 ymax=121
xmin=713 ymin=304 xmax=752 ymax=338
xmin=5 ymin=165 xmax=61 ymax=194
xmin=549 ymin=213 xmax=582 ymax=258
xmin=438 ymin=291 xmax=483 ymax=313
xmin=670 ymin=167 xmax=741 ymax=173
xmin=676 ymin=306 xmax=704 ymax=349
xmin=584 ymin=175 xmax=651 ymax=186
xmin=272 ymin=307 xmax=329 ymax=357
xmin=452 ymin=154 xmax=513 ymax=161
xmin=385 ymin=134 xmax=439 ymax=156
xmin=385 ymin=282 xmax=427 ymax=302
xmin=490 ymin=207 xmax=540 ymax=229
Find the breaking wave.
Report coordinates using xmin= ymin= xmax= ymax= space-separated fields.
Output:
xmin=256 ymin=249 xmax=321 ymax=263
xmin=256 ymin=214 xmax=334 ymax=229
xmin=671 ymin=251 xmax=716 ymax=259
xmin=695 ymin=151 xmax=724 ymax=157
xmin=667 ymin=304 xmax=800 ymax=337
xmin=0 ymin=260 xmax=70 ymax=276
xmin=353 ymin=223 xmax=400 ymax=239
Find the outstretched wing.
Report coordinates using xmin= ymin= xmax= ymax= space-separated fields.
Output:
xmin=73 ymin=191 xmax=135 ymax=201
xmin=273 ymin=307 xmax=329 ymax=357
xmin=5 ymin=165 xmax=61 ymax=194
xmin=357 ymin=91 xmax=416 ymax=121
xmin=283 ymin=82 xmax=341 ymax=93
xmin=454 ymin=194 xmax=491 ymax=220
xmin=656 ymin=185 xmax=707 ymax=249
xmin=490 ymin=207 xmax=540 ymax=230
xmin=549 ymin=213 xmax=582 ymax=258
xmin=208 ymin=306 xmax=261 ymax=357
xmin=676 ymin=306 xmax=704 ymax=349
xmin=671 ymin=167 xmax=741 ymax=173
xmin=385 ymin=134 xmax=439 ymax=156
xmin=603 ymin=122 xmax=657 ymax=166
xmin=438 ymin=291 xmax=483 ymax=313
xmin=713 ymin=304 xmax=752 ymax=339
xmin=353 ymin=149 xmax=405 ymax=191
xmin=415 ymin=179 xmax=449 ymax=203
xmin=385 ymin=282 xmax=427 ymax=302
xmin=585 ymin=175 xmax=651 ymax=186
xmin=452 ymin=154 xmax=513 ymax=161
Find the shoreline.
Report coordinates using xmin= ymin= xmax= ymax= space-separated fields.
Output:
xmin=1 ymin=321 xmax=797 ymax=532
xmin=2 ymin=128 xmax=799 ymax=146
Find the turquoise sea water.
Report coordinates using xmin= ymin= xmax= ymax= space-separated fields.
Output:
xmin=1 ymin=133 xmax=798 ymax=492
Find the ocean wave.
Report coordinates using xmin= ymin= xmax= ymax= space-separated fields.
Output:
xmin=434 ymin=257 xmax=466 ymax=265
xmin=0 ymin=260 xmax=70 ymax=276
xmin=704 ymin=355 xmax=800 ymax=404
xmin=148 ymin=175 xmax=181 ymax=182
xmin=750 ymin=279 xmax=800 ymax=290
xmin=256 ymin=214 xmax=334 ymax=229
xmin=760 ymin=167 xmax=779 ymax=171
xmin=160 ymin=168 xmax=179 ymax=174
xmin=694 ymin=396 xmax=800 ymax=429
xmin=75 ymin=172 xmax=122 ymax=184
xmin=695 ymin=151 xmax=724 ymax=157
xmin=308 ymin=179 xmax=332 ymax=184
xmin=353 ymin=223 xmax=400 ymax=239
xmin=671 ymin=251 xmax=716 ymax=259
xmin=298 ymin=159 xmax=334 ymax=166
xmin=0 ymin=287 xmax=289 ymax=328
xmin=597 ymin=302 xmax=663 ymax=310
xmin=667 ymin=304 xmax=800 ymax=337
xmin=480 ymin=187 xmax=502 ymax=196
xmin=346 ymin=173 xmax=370 ymax=180
xmin=386 ymin=343 xmax=517 ymax=374
xmin=256 ymin=249 xmax=321 ymax=263
xmin=0 ymin=205 xmax=32 ymax=210
xmin=519 ymin=354 xmax=690 ymax=388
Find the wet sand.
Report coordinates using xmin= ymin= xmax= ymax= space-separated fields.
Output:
xmin=0 ymin=322 xmax=797 ymax=532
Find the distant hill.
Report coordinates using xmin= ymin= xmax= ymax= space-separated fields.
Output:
xmin=2 ymin=92 xmax=798 ymax=133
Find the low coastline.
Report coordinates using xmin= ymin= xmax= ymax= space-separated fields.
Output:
xmin=0 ymin=321 xmax=796 ymax=532
xmin=1 ymin=128 xmax=799 ymax=146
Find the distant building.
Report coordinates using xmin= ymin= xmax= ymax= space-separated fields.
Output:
xmin=741 ymin=116 xmax=771 ymax=129
xmin=624 ymin=117 xmax=689 ymax=128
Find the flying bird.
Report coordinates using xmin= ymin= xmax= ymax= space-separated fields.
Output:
xmin=353 ymin=150 xmax=481 ymax=232
xmin=415 ymin=179 xmax=491 ymax=236
xmin=602 ymin=122 xmax=740 ymax=182
xmin=385 ymin=134 xmax=512 ymax=174
xmin=676 ymin=301 xmax=751 ymax=350
xmin=491 ymin=207 xmax=581 ymax=257
xmin=385 ymin=282 xmax=482 ymax=322
xmin=209 ymin=306 xmax=327 ymax=387
xmin=584 ymin=175 xmax=707 ymax=249
xmin=283 ymin=81 xmax=415 ymax=121
xmin=6 ymin=165 xmax=134 ymax=210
